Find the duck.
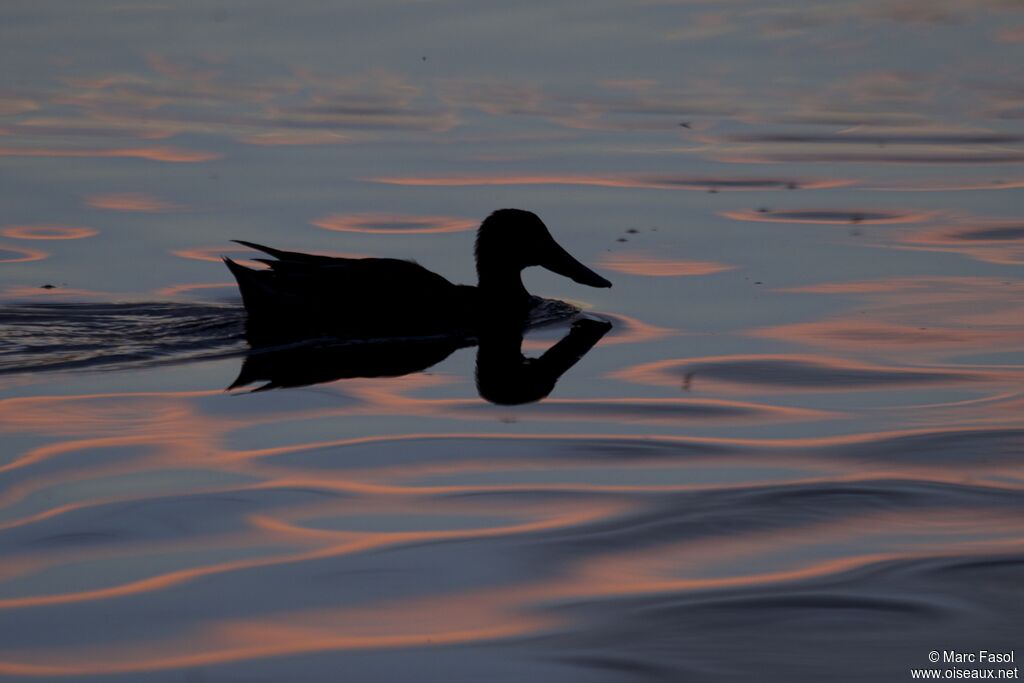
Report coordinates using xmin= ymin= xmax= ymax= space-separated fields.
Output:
xmin=223 ymin=209 xmax=611 ymax=340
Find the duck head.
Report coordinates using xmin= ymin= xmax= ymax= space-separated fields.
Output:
xmin=474 ymin=209 xmax=612 ymax=301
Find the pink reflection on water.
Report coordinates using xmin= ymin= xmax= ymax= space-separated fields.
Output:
xmin=782 ymin=276 xmax=1024 ymax=297
xmin=311 ymin=213 xmax=477 ymax=235
xmin=0 ymin=225 xmax=98 ymax=240
xmin=85 ymin=192 xmax=180 ymax=212
xmin=239 ymin=131 xmax=350 ymax=146
xmin=599 ymin=252 xmax=736 ymax=277
xmin=994 ymin=26 xmax=1024 ymax=43
xmin=1 ymin=286 xmax=108 ymax=298
xmin=757 ymin=276 xmax=1024 ymax=360
xmin=11 ymin=117 xmax=179 ymax=140
xmin=722 ymin=208 xmax=935 ymax=225
xmin=0 ymin=245 xmax=48 ymax=263
xmin=347 ymin=393 xmax=838 ymax=426
xmin=0 ymin=99 xmax=39 ymax=116
xmin=153 ymin=282 xmax=236 ymax=298
xmin=0 ymin=146 xmax=219 ymax=162
xmin=366 ymin=173 xmax=853 ymax=192
xmin=898 ymin=221 xmax=1024 ymax=265
xmin=754 ymin=318 xmax=1020 ymax=352
xmin=860 ymin=178 xmax=1024 ymax=191
xmin=609 ymin=354 xmax=1004 ymax=393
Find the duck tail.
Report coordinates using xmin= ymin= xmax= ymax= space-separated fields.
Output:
xmin=223 ymin=256 xmax=262 ymax=314
xmin=222 ymin=255 xmax=250 ymax=282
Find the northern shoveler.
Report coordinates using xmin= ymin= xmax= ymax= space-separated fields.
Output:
xmin=224 ymin=209 xmax=611 ymax=339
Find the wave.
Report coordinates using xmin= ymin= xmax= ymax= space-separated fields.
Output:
xmin=0 ymin=303 xmax=247 ymax=375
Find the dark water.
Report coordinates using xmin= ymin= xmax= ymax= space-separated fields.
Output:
xmin=0 ymin=303 xmax=246 ymax=374
xmin=1 ymin=1 xmax=1023 ymax=680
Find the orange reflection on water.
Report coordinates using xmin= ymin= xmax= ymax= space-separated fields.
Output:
xmin=760 ymin=275 xmax=1024 ymax=361
xmin=366 ymin=173 xmax=853 ymax=192
xmin=312 ymin=213 xmax=477 ymax=235
xmin=149 ymin=427 xmax=1024 ymax=495
xmin=347 ymin=394 xmax=838 ymax=426
xmin=172 ymin=246 xmax=262 ymax=268
xmin=239 ymin=131 xmax=350 ymax=146
xmin=0 ymin=389 xmax=227 ymax=454
xmin=152 ymin=282 xmax=236 ymax=298
xmin=0 ymin=245 xmax=48 ymax=263
xmin=721 ymin=208 xmax=935 ymax=225
xmin=861 ymin=178 xmax=1024 ymax=192
xmin=598 ymin=312 xmax=678 ymax=346
xmin=898 ymin=221 xmax=1024 ymax=265
xmin=0 ymin=146 xmax=219 ymax=162
xmin=782 ymin=276 xmax=1024 ymax=305
xmin=995 ymin=26 xmax=1024 ymax=43
xmin=0 ymin=386 xmax=263 ymax=525
xmin=573 ymin=511 xmax=1024 ymax=598
xmin=11 ymin=116 xmax=179 ymax=141
xmin=1 ymin=286 xmax=108 ymax=299
xmin=0 ymin=225 xmax=98 ymax=240
xmin=0 ymin=540 xmax=348 ymax=613
xmin=0 ymin=98 xmax=39 ymax=116
xmin=0 ymin=606 xmax=553 ymax=676
xmin=599 ymin=252 xmax=736 ymax=277
xmin=85 ymin=192 xmax=179 ymax=212
xmin=0 ymin=458 xmax=621 ymax=610
xmin=4 ymin=501 xmax=1016 ymax=676
xmin=781 ymin=276 xmax=1011 ymax=295
xmin=0 ymin=376 xmax=1017 ymax=653
xmin=753 ymin=318 xmax=1020 ymax=352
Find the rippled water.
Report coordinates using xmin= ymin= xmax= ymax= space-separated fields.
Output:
xmin=1 ymin=1 xmax=1023 ymax=680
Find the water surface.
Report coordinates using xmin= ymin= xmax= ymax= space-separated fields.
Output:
xmin=1 ymin=1 xmax=1022 ymax=680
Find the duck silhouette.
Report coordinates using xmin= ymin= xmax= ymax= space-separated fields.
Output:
xmin=223 ymin=209 xmax=611 ymax=341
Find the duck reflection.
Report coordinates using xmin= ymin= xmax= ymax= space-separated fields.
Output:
xmin=229 ymin=317 xmax=612 ymax=405
xmin=475 ymin=318 xmax=611 ymax=405
xmin=225 ymin=208 xmax=613 ymax=403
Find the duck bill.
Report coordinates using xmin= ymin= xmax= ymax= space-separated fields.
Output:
xmin=540 ymin=241 xmax=612 ymax=288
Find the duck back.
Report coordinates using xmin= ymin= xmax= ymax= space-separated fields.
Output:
xmin=225 ymin=246 xmax=478 ymax=340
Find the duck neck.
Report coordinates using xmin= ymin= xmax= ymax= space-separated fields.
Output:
xmin=477 ymin=264 xmax=530 ymax=308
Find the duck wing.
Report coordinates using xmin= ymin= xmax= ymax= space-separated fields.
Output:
xmin=225 ymin=244 xmax=477 ymax=339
